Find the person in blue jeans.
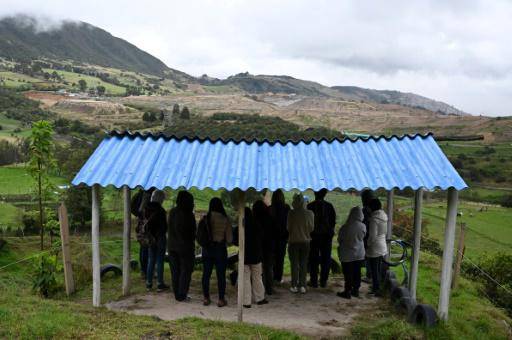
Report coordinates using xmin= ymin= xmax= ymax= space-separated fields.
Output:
xmin=201 ymin=198 xmax=232 ymax=307
xmin=144 ymin=190 xmax=169 ymax=292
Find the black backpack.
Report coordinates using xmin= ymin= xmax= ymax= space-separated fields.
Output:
xmin=135 ymin=206 xmax=157 ymax=247
xmin=196 ymin=215 xmax=213 ymax=248
xmin=313 ymin=202 xmax=332 ymax=235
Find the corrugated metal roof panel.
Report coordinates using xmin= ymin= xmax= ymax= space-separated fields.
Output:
xmin=72 ymin=132 xmax=467 ymax=191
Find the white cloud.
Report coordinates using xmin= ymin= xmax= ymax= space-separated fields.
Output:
xmin=1 ymin=0 xmax=511 ymax=116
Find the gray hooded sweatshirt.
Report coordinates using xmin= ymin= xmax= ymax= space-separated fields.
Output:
xmin=337 ymin=206 xmax=366 ymax=262
xmin=366 ymin=209 xmax=388 ymax=258
xmin=287 ymin=194 xmax=314 ymax=244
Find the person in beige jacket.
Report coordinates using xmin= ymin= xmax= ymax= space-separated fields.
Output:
xmin=287 ymin=194 xmax=314 ymax=293
xmin=366 ymin=198 xmax=388 ymax=296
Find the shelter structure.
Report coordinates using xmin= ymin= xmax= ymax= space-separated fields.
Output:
xmin=72 ymin=131 xmax=467 ymax=321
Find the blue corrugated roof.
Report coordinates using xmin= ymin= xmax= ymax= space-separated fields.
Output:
xmin=71 ymin=132 xmax=467 ymax=191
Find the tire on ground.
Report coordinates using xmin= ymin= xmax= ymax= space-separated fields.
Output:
xmin=385 ymin=278 xmax=400 ymax=294
xmin=391 ymin=286 xmax=411 ymax=303
xmin=410 ymin=304 xmax=437 ymax=327
xmin=100 ymin=263 xmax=122 ymax=279
xmin=397 ymin=297 xmax=417 ymax=317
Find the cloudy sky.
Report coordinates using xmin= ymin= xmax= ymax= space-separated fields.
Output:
xmin=1 ymin=0 xmax=511 ymax=116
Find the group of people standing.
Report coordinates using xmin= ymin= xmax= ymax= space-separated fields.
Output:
xmin=131 ymin=187 xmax=388 ymax=309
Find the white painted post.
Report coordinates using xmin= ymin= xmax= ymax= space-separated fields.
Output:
xmin=386 ymin=189 xmax=394 ymax=242
xmin=409 ymin=188 xmax=423 ymax=300
xmin=91 ymin=184 xmax=101 ymax=307
xmin=59 ymin=203 xmax=75 ymax=296
xmin=122 ymin=186 xmax=131 ymax=296
xmin=237 ymin=192 xmax=246 ymax=322
xmin=438 ymin=188 xmax=459 ymax=320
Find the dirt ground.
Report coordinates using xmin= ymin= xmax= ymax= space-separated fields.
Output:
xmin=106 ymin=277 xmax=381 ymax=338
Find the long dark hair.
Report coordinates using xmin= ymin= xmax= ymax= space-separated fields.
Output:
xmin=271 ymin=189 xmax=285 ymax=207
xmin=207 ymin=197 xmax=226 ymax=225
xmin=176 ymin=190 xmax=194 ymax=213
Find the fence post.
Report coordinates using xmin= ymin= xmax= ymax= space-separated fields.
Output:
xmin=409 ymin=188 xmax=423 ymax=300
xmin=91 ymin=184 xmax=101 ymax=307
xmin=452 ymin=222 xmax=466 ymax=289
xmin=59 ymin=203 xmax=75 ymax=296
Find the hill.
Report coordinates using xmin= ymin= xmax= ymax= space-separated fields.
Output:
xmin=0 ymin=15 xmax=188 ymax=78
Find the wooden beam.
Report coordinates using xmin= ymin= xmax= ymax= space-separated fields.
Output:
xmin=409 ymin=188 xmax=423 ymax=300
xmin=452 ymin=222 xmax=466 ymax=289
xmin=59 ymin=203 xmax=75 ymax=296
xmin=237 ymin=192 xmax=246 ymax=322
xmin=386 ymin=189 xmax=394 ymax=242
xmin=91 ymin=184 xmax=101 ymax=307
xmin=438 ymin=188 xmax=459 ymax=320
xmin=122 ymin=186 xmax=131 ymax=296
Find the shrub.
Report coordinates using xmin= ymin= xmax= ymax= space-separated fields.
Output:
xmin=32 ymin=252 xmax=62 ymax=298
xmin=462 ymin=253 xmax=512 ymax=315
xmin=501 ymin=195 xmax=512 ymax=208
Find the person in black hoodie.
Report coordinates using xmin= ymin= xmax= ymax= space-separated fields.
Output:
xmin=144 ymin=190 xmax=169 ymax=291
xmin=269 ymin=189 xmax=290 ymax=284
xmin=361 ymin=189 xmax=375 ymax=283
xmin=167 ymin=190 xmax=196 ymax=301
xmin=240 ymin=206 xmax=268 ymax=308
xmin=307 ymin=188 xmax=336 ymax=288
xmin=131 ymin=188 xmax=155 ymax=279
xmin=253 ymin=200 xmax=274 ymax=295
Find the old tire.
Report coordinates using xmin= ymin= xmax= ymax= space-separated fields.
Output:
xmin=384 ymin=270 xmax=396 ymax=281
xmin=397 ymin=297 xmax=417 ymax=316
xmin=410 ymin=304 xmax=437 ymax=327
xmin=386 ymin=278 xmax=400 ymax=294
xmin=391 ymin=286 xmax=411 ymax=303
xmin=100 ymin=263 xmax=122 ymax=278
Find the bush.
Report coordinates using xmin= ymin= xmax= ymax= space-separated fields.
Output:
xmin=32 ymin=252 xmax=62 ymax=298
xmin=501 ymin=195 xmax=512 ymax=208
xmin=462 ymin=253 xmax=512 ymax=315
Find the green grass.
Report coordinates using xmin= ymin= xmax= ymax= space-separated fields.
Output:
xmin=0 ymin=71 xmax=41 ymax=89
xmin=0 ymin=112 xmax=31 ymax=140
xmin=42 ymin=68 xmax=126 ymax=95
xmin=0 ymin=201 xmax=20 ymax=230
xmin=397 ymin=197 xmax=512 ymax=256
xmin=0 ymin=166 xmax=67 ymax=196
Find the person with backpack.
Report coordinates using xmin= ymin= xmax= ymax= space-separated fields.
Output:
xmin=167 ymin=190 xmax=196 ymax=302
xmin=366 ymin=198 xmax=388 ymax=296
xmin=241 ymin=206 xmax=268 ymax=308
xmin=199 ymin=198 xmax=232 ymax=307
xmin=131 ymin=188 xmax=155 ymax=280
xmin=336 ymin=206 xmax=366 ymax=299
xmin=307 ymin=188 xmax=336 ymax=288
xmin=269 ymin=189 xmax=290 ymax=284
xmin=287 ymin=193 xmax=314 ymax=294
xmin=253 ymin=199 xmax=275 ymax=295
xmin=144 ymin=190 xmax=169 ymax=291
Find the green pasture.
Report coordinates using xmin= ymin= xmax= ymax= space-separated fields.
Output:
xmin=0 ymin=71 xmax=40 ymax=89
xmin=42 ymin=68 xmax=126 ymax=95
xmin=0 ymin=113 xmax=31 ymax=140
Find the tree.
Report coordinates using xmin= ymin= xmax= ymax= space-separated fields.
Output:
xmin=180 ymin=106 xmax=190 ymax=119
xmin=78 ymin=79 xmax=87 ymax=92
xmin=28 ymin=121 xmax=56 ymax=250
xmin=96 ymin=85 xmax=106 ymax=96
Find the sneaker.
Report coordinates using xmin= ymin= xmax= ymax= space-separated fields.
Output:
xmin=351 ymin=290 xmax=360 ymax=298
xmin=217 ymin=299 xmax=227 ymax=307
xmin=157 ymin=284 xmax=170 ymax=292
xmin=203 ymin=297 xmax=211 ymax=306
xmin=290 ymin=286 xmax=299 ymax=293
xmin=257 ymin=299 xmax=269 ymax=305
xmin=146 ymin=284 xmax=152 ymax=291
xmin=243 ymin=304 xmax=251 ymax=308
xmin=337 ymin=291 xmax=351 ymax=299
xmin=299 ymin=287 xmax=307 ymax=294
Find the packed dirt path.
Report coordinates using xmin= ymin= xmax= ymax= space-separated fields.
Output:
xmin=106 ymin=278 xmax=381 ymax=338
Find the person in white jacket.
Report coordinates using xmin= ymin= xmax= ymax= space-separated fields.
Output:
xmin=336 ymin=206 xmax=366 ymax=299
xmin=366 ymin=198 xmax=388 ymax=296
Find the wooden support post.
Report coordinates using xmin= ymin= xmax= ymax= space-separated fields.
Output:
xmin=59 ymin=203 xmax=75 ymax=296
xmin=452 ymin=222 xmax=466 ymax=289
xmin=409 ymin=188 xmax=423 ymax=300
xmin=237 ymin=192 xmax=246 ymax=322
xmin=438 ymin=188 xmax=459 ymax=320
xmin=91 ymin=184 xmax=101 ymax=307
xmin=122 ymin=186 xmax=131 ymax=296
xmin=386 ymin=189 xmax=394 ymax=242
